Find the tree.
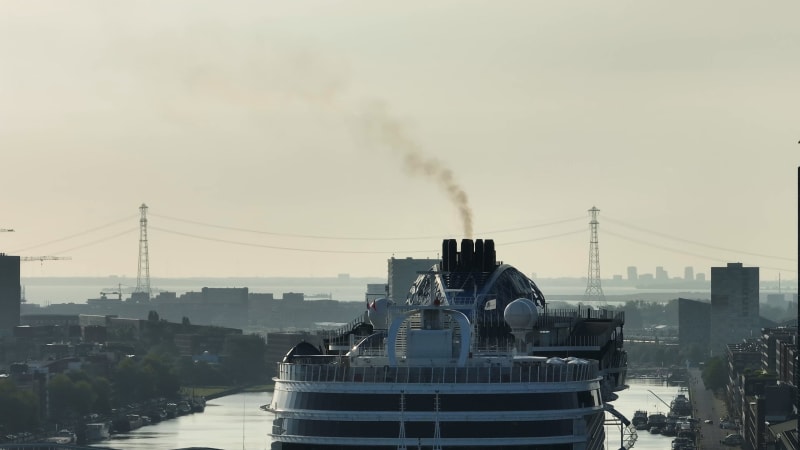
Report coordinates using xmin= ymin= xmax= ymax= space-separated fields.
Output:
xmin=223 ymin=334 xmax=267 ymax=385
xmin=141 ymin=352 xmax=180 ymax=398
xmin=701 ymin=356 xmax=728 ymax=392
xmin=92 ymin=377 xmax=112 ymax=413
xmin=0 ymin=379 xmax=39 ymax=432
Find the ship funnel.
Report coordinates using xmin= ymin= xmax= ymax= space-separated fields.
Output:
xmin=440 ymin=238 xmax=496 ymax=272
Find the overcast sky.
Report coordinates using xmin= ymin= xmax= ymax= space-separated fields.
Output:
xmin=1 ymin=1 xmax=797 ymax=282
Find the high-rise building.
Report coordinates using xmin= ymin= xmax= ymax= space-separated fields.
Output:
xmin=696 ymin=273 xmax=706 ymax=282
xmin=388 ymin=256 xmax=437 ymax=303
xmin=626 ymin=266 xmax=638 ymax=282
xmin=678 ymin=298 xmax=710 ymax=358
xmin=684 ymin=266 xmax=694 ymax=281
xmin=710 ymin=262 xmax=759 ymax=354
xmin=0 ymin=254 xmax=21 ymax=338
xmin=655 ymin=266 xmax=668 ymax=281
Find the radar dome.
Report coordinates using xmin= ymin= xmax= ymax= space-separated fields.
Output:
xmin=503 ymin=298 xmax=538 ymax=331
xmin=367 ymin=298 xmax=390 ymax=329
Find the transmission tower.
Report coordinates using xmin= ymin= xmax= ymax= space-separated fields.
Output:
xmin=134 ymin=203 xmax=151 ymax=299
xmin=584 ymin=206 xmax=605 ymax=301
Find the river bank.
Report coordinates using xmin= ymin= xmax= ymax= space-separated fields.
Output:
xmin=187 ymin=383 xmax=274 ymax=400
xmin=92 ymin=391 xmax=273 ymax=449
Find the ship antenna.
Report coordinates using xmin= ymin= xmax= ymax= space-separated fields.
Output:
xmin=398 ymin=390 xmax=407 ymax=450
xmin=584 ymin=206 xmax=605 ymax=302
xmin=433 ymin=390 xmax=442 ymax=450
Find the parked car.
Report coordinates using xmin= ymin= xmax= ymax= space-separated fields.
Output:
xmin=720 ymin=433 xmax=743 ymax=446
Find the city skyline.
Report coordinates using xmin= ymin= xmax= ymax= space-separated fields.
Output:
xmin=1 ymin=1 xmax=798 ymax=281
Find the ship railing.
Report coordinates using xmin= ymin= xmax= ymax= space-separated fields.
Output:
xmin=276 ymin=360 xmax=599 ymax=384
xmin=537 ymin=334 xmax=606 ymax=348
xmin=538 ymin=308 xmax=624 ymax=324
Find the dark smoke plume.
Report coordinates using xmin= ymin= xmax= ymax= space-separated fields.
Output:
xmin=362 ymin=102 xmax=474 ymax=238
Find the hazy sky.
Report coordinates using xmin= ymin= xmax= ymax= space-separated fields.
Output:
xmin=1 ymin=1 xmax=797 ymax=282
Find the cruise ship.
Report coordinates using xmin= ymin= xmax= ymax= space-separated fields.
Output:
xmin=270 ymin=238 xmax=631 ymax=449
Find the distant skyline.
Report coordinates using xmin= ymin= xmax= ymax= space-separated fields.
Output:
xmin=1 ymin=1 xmax=798 ymax=281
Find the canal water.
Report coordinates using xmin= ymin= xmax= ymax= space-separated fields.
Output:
xmin=97 ymin=379 xmax=682 ymax=450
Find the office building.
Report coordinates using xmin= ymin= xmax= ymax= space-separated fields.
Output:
xmin=0 ymin=254 xmax=21 ymax=338
xmin=626 ymin=266 xmax=638 ymax=282
xmin=387 ymin=256 xmax=437 ymax=303
xmin=684 ymin=266 xmax=694 ymax=281
xmin=710 ymin=262 xmax=759 ymax=354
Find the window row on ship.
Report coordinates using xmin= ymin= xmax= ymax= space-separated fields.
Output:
xmin=275 ymin=391 xmax=602 ymax=411
xmin=274 ymin=416 xmax=602 ymax=439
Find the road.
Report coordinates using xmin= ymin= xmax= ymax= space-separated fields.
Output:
xmin=686 ymin=367 xmax=742 ymax=450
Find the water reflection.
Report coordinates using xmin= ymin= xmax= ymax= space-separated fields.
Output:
xmin=96 ymin=392 xmax=273 ymax=450
xmin=605 ymin=378 xmax=683 ymax=450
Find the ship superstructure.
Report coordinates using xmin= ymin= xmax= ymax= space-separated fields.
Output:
xmin=269 ymin=239 xmax=630 ymax=449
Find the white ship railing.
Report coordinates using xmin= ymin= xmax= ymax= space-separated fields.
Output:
xmin=276 ymin=360 xmax=599 ymax=384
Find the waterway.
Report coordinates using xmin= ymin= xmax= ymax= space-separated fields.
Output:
xmin=95 ymin=378 xmax=683 ymax=450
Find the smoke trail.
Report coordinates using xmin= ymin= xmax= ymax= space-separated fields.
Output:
xmin=362 ymin=102 xmax=474 ymax=238
xmin=105 ymin=30 xmax=474 ymax=236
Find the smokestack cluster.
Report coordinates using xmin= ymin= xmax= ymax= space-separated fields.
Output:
xmin=362 ymin=102 xmax=474 ymax=238
xmin=441 ymin=238 xmax=496 ymax=273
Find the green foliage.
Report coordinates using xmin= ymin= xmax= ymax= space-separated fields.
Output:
xmin=0 ymin=379 xmax=39 ymax=433
xmin=142 ymin=352 xmax=180 ymax=398
xmin=177 ymin=358 xmax=227 ymax=386
xmin=113 ymin=353 xmax=181 ymax=404
xmin=701 ymin=356 xmax=728 ymax=391
xmin=679 ymin=342 xmax=708 ymax=364
xmin=49 ymin=372 xmax=97 ymax=420
xmin=222 ymin=334 xmax=268 ymax=384
xmin=91 ymin=377 xmax=112 ymax=413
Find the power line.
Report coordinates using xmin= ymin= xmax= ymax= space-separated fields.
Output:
xmin=150 ymin=226 xmax=432 ymax=254
xmin=8 ymin=215 xmax=139 ymax=253
xmin=603 ymin=228 xmax=796 ymax=272
xmin=50 ymin=228 xmax=139 ymax=256
xmin=149 ymin=213 xmax=585 ymax=241
xmin=604 ymin=215 xmax=795 ymax=262
xmin=149 ymin=226 xmax=584 ymax=255
xmin=496 ymin=229 xmax=585 ymax=246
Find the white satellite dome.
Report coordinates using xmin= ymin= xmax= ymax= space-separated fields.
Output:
xmin=503 ymin=298 xmax=538 ymax=331
xmin=367 ymin=298 xmax=390 ymax=329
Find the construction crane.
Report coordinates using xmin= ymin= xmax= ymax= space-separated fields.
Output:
xmin=100 ymin=283 xmax=124 ymax=301
xmin=20 ymin=256 xmax=72 ymax=266
xmin=20 ymin=256 xmax=72 ymax=263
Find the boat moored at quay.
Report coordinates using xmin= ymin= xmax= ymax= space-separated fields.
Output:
xmin=270 ymin=238 xmax=631 ymax=449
